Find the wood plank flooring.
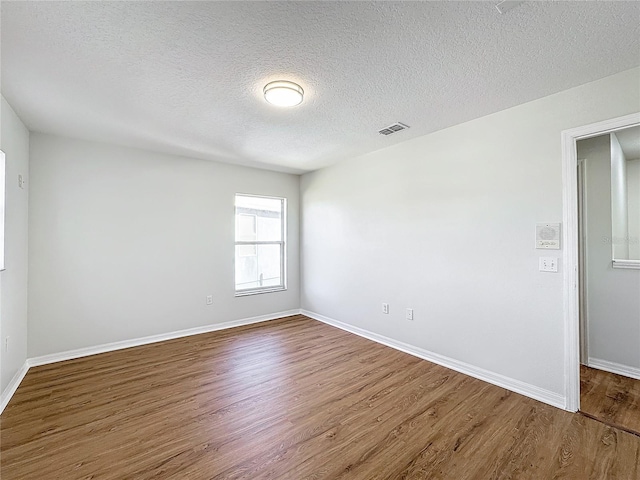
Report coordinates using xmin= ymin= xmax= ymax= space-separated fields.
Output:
xmin=580 ymin=364 xmax=640 ymax=436
xmin=1 ymin=315 xmax=639 ymax=479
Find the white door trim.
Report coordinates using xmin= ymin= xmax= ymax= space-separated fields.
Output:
xmin=561 ymin=112 xmax=640 ymax=412
xmin=577 ymin=158 xmax=588 ymax=365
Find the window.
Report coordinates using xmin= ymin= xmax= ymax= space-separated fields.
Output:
xmin=235 ymin=194 xmax=286 ymax=295
xmin=0 ymin=150 xmax=4 ymax=271
xmin=236 ymin=214 xmax=257 ymax=257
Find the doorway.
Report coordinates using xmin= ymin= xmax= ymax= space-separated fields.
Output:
xmin=576 ymin=126 xmax=640 ymax=434
xmin=561 ymin=112 xmax=640 ymax=429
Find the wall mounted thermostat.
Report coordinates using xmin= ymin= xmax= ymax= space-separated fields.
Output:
xmin=536 ymin=223 xmax=561 ymax=249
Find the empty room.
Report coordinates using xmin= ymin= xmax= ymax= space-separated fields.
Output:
xmin=1 ymin=1 xmax=639 ymax=479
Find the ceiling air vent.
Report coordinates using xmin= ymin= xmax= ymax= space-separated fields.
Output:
xmin=379 ymin=122 xmax=410 ymax=136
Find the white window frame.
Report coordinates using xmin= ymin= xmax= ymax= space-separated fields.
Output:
xmin=234 ymin=194 xmax=287 ymax=296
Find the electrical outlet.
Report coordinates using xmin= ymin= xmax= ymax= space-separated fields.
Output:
xmin=206 ymin=295 xmax=213 ymax=305
xmin=4 ymin=336 xmax=9 ymax=353
xmin=406 ymin=308 xmax=414 ymax=321
xmin=382 ymin=303 xmax=389 ymax=314
xmin=18 ymin=174 xmax=24 ymax=189
xmin=539 ymin=257 xmax=558 ymax=273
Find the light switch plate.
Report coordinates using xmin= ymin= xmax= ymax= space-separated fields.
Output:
xmin=539 ymin=257 xmax=558 ymax=273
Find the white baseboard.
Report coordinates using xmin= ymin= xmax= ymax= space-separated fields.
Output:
xmin=587 ymin=357 xmax=640 ymax=380
xmin=0 ymin=361 xmax=29 ymax=415
xmin=28 ymin=309 xmax=301 ymax=367
xmin=0 ymin=309 xmax=301 ymax=415
xmin=301 ymin=309 xmax=566 ymax=410
xmin=3 ymin=309 xmax=568 ymax=415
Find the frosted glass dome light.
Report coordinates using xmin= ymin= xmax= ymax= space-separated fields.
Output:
xmin=263 ymin=81 xmax=304 ymax=107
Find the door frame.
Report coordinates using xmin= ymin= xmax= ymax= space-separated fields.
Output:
xmin=576 ymin=157 xmax=588 ymax=365
xmin=561 ymin=112 xmax=640 ymax=412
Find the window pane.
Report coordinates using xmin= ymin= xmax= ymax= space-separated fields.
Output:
xmin=235 ymin=195 xmax=282 ymax=242
xmin=237 ymin=244 xmax=257 ymax=257
xmin=236 ymin=214 xmax=256 ymax=242
xmin=235 ymin=244 xmax=282 ymax=291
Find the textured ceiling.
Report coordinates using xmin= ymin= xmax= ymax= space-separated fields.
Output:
xmin=2 ymin=1 xmax=639 ymax=174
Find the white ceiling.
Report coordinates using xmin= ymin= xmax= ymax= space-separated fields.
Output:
xmin=2 ymin=1 xmax=639 ymax=174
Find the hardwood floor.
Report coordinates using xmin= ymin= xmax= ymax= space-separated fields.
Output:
xmin=1 ymin=315 xmax=639 ymax=479
xmin=580 ymin=364 xmax=640 ymax=436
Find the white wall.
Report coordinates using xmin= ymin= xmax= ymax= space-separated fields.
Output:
xmin=578 ymin=135 xmax=640 ymax=372
xmin=0 ymin=96 xmax=29 ymax=394
xmin=28 ymin=134 xmax=300 ymax=357
xmin=628 ymin=158 xmax=640 ymax=260
xmin=610 ymin=133 xmax=629 ymax=259
xmin=301 ymin=67 xmax=640 ymax=398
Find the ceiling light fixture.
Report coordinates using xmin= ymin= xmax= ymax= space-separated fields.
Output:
xmin=263 ymin=80 xmax=304 ymax=107
xmin=495 ymin=1 xmax=523 ymax=14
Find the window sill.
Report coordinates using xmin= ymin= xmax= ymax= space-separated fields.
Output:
xmin=235 ymin=286 xmax=287 ymax=297
xmin=612 ymin=259 xmax=640 ymax=270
